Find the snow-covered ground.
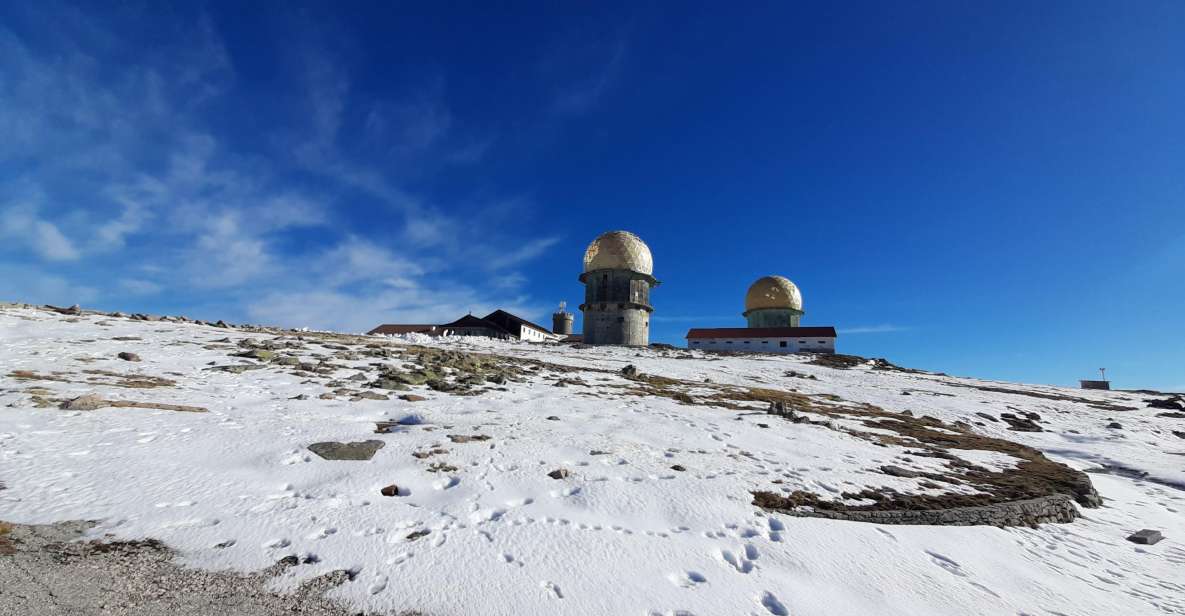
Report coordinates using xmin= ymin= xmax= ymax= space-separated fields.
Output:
xmin=1 ymin=306 xmax=1183 ymax=615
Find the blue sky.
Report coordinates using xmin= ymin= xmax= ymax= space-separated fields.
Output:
xmin=1 ymin=2 xmax=1182 ymax=391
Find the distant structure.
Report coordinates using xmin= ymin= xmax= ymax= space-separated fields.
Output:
xmin=1080 ymin=368 xmax=1110 ymax=390
xmin=366 ymin=324 xmax=443 ymax=337
xmin=369 ymin=310 xmax=557 ymax=342
xmin=552 ymin=301 xmax=574 ymax=336
xmin=685 ymin=274 xmax=836 ymax=353
xmin=579 ymin=230 xmax=658 ymax=346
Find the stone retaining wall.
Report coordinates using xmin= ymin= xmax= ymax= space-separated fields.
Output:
xmin=775 ymin=494 xmax=1079 ymax=527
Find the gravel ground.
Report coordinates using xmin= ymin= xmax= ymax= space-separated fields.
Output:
xmin=0 ymin=520 xmax=419 ymax=616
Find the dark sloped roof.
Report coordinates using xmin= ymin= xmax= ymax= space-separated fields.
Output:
xmin=482 ymin=309 xmax=552 ymax=335
xmin=443 ymin=314 xmax=512 ymax=335
xmin=368 ymin=324 xmax=439 ymax=335
xmin=685 ymin=326 xmax=837 ymax=339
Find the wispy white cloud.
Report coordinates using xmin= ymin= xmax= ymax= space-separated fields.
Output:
xmin=0 ymin=8 xmax=562 ymax=328
xmin=548 ymin=35 xmax=627 ymax=115
xmin=0 ymin=203 xmax=80 ymax=261
xmin=838 ymin=324 xmax=910 ymax=335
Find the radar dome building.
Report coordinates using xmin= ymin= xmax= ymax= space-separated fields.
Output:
xmin=744 ymin=275 xmax=804 ymax=327
xmin=686 ymin=274 xmax=836 ymax=354
xmin=579 ymin=230 xmax=659 ymax=346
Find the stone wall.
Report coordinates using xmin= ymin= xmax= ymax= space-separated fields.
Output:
xmin=580 ymin=269 xmax=654 ymax=346
xmin=772 ymin=494 xmax=1079 ymax=527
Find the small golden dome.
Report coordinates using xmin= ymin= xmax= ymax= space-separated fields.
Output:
xmin=744 ymin=275 xmax=803 ymax=313
xmin=583 ymin=230 xmax=653 ymax=275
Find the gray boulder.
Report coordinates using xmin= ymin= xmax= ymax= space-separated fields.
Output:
xmin=307 ymin=440 xmax=386 ymax=461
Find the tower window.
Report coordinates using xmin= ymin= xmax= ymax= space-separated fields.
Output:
xmin=779 ymin=341 xmax=787 ymax=348
xmin=617 ymin=317 xmax=624 ymax=323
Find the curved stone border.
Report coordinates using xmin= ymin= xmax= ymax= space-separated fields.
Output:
xmin=765 ymin=494 xmax=1079 ymax=527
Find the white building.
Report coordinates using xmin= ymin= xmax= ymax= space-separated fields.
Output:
xmin=686 ymin=326 xmax=837 ymax=353
xmin=685 ymin=275 xmax=838 ymax=353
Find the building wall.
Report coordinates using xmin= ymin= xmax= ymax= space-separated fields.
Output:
xmin=687 ymin=336 xmax=835 ymax=354
xmin=745 ymin=308 xmax=803 ymax=328
xmin=518 ymin=325 xmax=552 ymax=342
xmin=583 ymin=307 xmax=649 ymax=346
xmin=581 ymin=269 xmax=653 ymax=346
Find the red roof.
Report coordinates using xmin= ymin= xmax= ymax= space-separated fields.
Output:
xmin=685 ymin=327 xmax=837 ymax=339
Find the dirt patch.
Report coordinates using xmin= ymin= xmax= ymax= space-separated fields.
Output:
xmin=0 ymin=520 xmax=425 ymax=616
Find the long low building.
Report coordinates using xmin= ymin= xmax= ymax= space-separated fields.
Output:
xmin=685 ymin=326 xmax=837 ymax=354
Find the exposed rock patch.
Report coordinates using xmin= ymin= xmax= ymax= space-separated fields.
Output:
xmin=307 ymin=440 xmax=385 ymax=461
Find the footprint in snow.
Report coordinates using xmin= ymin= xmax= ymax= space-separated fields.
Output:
xmin=925 ymin=550 xmax=965 ymax=577
xmin=368 ymin=574 xmax=388 ymax=595
xmin=719 ymin=548 xmax=754 ymax=574
xmin=541 ymin=581 xmax=563 ymax=599
xmin=668 ymin=570 xmax=707 ymax=588
xmin=759 ymin=591 xmax=789 ymax=615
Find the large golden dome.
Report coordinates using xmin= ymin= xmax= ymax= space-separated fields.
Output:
xmin=744 ymin=275 xmax=803 ymax=313
xmin=583 ymin=230 xmax=653 ymax=275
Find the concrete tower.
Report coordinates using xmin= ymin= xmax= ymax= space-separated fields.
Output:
xmin=579 ymin=230 xmax=658 ymax=346
xmin=552 ymin=301 xmax=574 ymax=336
xmin=744 ymin=275 xmax=803 ymax=328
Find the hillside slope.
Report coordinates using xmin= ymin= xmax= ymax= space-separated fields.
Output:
xmin=1 ymin=305 xmax=1182 ymax=615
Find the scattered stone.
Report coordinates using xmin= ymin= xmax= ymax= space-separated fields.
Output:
xmin=1147 ymin=397 xmax=1185 ymax=411
xmin=1107 ymin=422 xmax=1123 ymax=429
xmin=380 ymin=484 xmax=401 ymax=497
xmin=353 ymin=391 xmax=389 ymax=401
xmin=395 ymin=413 xmax=426 ymax=425
xmin=371 ymin=378 xmax=410 ymax=391
xmin=45 ymin=304 xmax=82 ymax=316
xmin=276 ymin=555 xmax=300 ymax=568
xmin=60 ymin=394 xmax=106 ymax=411
xmin=621 ymin=364 xmax=639 ymax=378
xmin=289 ymin=394 xmax=309 ymax=400
xmin=117 ymin=352 xmax=141 ymax=362
xmin=233 ymin=349 xmax=275 ymax=361
xmin=1155 ymin=412 xmax=1185 ymax=419
xmin=975 ymin=412 xmax=998 ymax=423
xmin=757 ymin=423 xmax=770 ymax=429
xmin=274 ymin=356 xmax=301 ymax=366
xmin=405 ymin=529 xmax=431 ymax=541
xmin=448 ymin=434 xmax=491 ymax=443
xmin=1126 ymin=529 xmax=1164 ymax=545
xmin=589 ymin=450 xmax=609 ymax=455
xmin=1000 ymin=413 xmax=1043 ymax=432
xmin=307 ymin=440 xmax=385 ymax=461
xmin=1174 ymin=431 xmax=1185 ymax=440
xmin=206 ymin=364 xmax=266 ymax=374
xmin=879 ymin=465 xmax=921 ymax=478
xmin=670 ymin=464 xmax=686 ymax=472
xmin=546 ymin=415 xmax=560 ymax=421
xmin=318 ymin=393 xmax=335 ymax=400
xmin=399 ymin=394 xmax=427 ymax=402
xmin=547 ymin=468 xmax=570 ymax=480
